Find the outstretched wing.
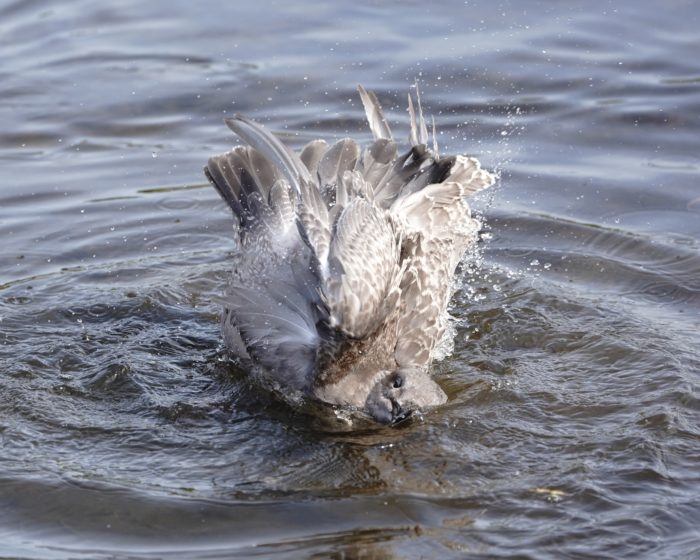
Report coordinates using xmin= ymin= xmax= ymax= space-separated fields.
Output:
xmin=205 ymin=130 xmax=326 ymax=390
xmin=390 ymin=162 xmax=495 ymax=367
xmin=389 ymin=182 xmax=474 ymax=366
xmin=350 ymin=86 xmax=496 ymax=366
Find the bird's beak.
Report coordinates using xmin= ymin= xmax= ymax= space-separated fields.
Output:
xmin=390 ymin=399 xmax=413 ymax=424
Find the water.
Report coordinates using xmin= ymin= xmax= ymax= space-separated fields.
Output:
xmin=1 ymin=1 xmax=699 ymax=558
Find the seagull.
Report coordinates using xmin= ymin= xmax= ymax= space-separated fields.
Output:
xmin=205 ymin=85 xmax=495 ymax=424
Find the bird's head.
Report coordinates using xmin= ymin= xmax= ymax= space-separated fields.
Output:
xmin=364 ymin=366 xmax=447 ymax=424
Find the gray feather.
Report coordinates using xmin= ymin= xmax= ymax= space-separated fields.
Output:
xmin=317 ymin=138 xmax=360 ymax=189
xmin=225 ymin=115 xmax=311 ymax=194
xmin=407 ymin=89 xmax=428 ymax=147
xmin=325 ymin=197 xmax=400 ymax=338
xmin=300 ymin=139 xmax=328 ymax=176
xmin=357 ymin=84 xmax=392 ymax=140
xmin=268 ymin=179 xmax=296 ymax=238
xmin=223 ymin=279 xmax=319 ymax=390
xmin=431 ymin=115 xmax=439 ymax=156
xmin=205 ymin=154 xmax=244 ymax=218
xmin=357 ymin=138 xmax=398 ymax=204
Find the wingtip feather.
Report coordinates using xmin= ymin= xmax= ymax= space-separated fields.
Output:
xmin=357 ymin=84 xmax=392 ymax=141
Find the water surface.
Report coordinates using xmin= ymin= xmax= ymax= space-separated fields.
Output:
xmin=1 ymin=1 xmax=699 ymax=558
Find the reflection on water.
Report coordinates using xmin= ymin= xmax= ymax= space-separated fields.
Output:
xmin=1 ymin=0 xmax=699 ymax=558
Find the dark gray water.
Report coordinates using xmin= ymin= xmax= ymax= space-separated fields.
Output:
xmin=1 ymin=1 xmax=699 ymax=558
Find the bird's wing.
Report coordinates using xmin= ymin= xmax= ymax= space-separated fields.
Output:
xmin=389 ymin=182 xmax=468 ymax=366
xmin=219 ymin=248 xmax=324 ymax=390
xmin=324 ymin=196 xmax=403 ymax=339
xmin=205 ymin=121 xmax=328 ymax=389
xmin=390 ymin=157 xmax=496 ymax=366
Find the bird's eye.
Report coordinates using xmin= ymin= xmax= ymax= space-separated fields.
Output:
xmin=392 ymin=374 xmax=404 ymax=389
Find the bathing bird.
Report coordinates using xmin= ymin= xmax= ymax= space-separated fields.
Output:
xmin=205 ymin=85 xmax=495 ymax=423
